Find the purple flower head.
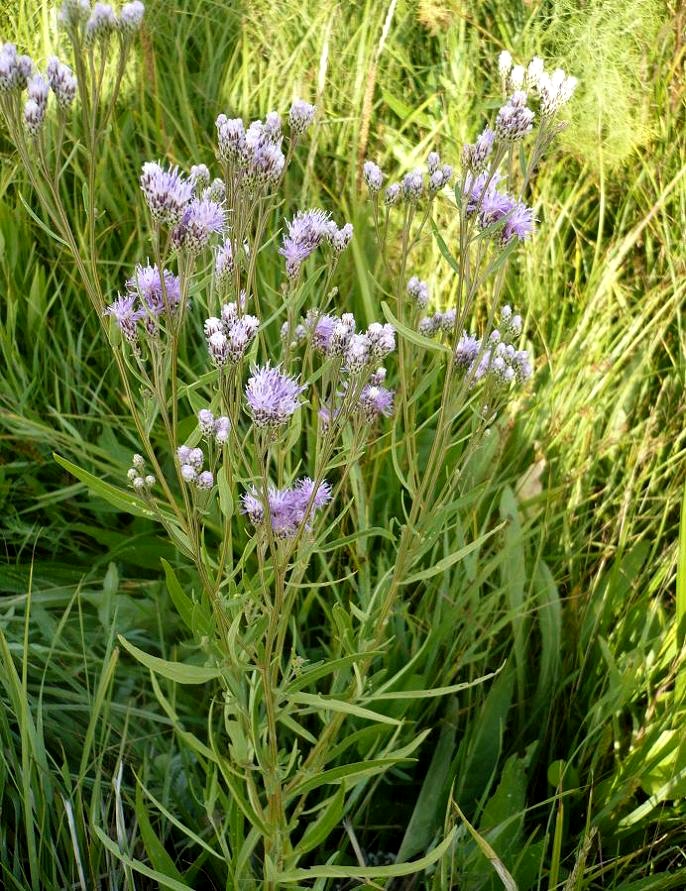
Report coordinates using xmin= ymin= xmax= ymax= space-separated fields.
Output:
xmin=58 ymin=0 xmax=91 ymax=28
xmin=205 ymin=177 xmax=226 ymax=202
xmin=407 ymin=276 xmax=429 ymax=308
xmin=207 ymin=331 xmax=229 ymax=367
xmin=119 ymin=1 xmax=145 ymax=32
xmin=363 ymin=160 xmax=384 ymax=192
xmin=366 ymin=322 xmax=395 ymax=359
xmin=245 ymin=364 xmax=306 ymax=428
xmin=0 ymin=46 xmax=17 ymax=92
xmin=462 ymin=127 xmax=495 ymax=171
xmin=329 ymin=313 xmax=356 ymax=357
xmin=172 ymin=197 xmax=226 ymax=253
xmin=280 ymin=209 xmax=331 ymax=278
xmin=310 ymin=313 xmax=337 ymax=353
xmin=214 ymin=238 xmax=234 ymax=288
xmin=370 ymin=367 xmax=387 ymax=386
xmin=418 ymin=314 xmax=441 ymax=337
xmin=359 ymin=384 xmax=395 ymax=422
xmin=242 ymin=477 xmax=332 ymax=538
xmin=294 ymin=477 xmax=332 ymax=513
xmin=501 ymin=201 xmax=535 ymax=244
xmin=198 ymin=408 xmax=215 ymax=436
xmin=140 ymin=162 xmax=193 ymax=227
xmin=216 ymin=115 xmax=246 ymax=162
xmin=427 ymin=151 xmax=441 ymax=174
xmin=429 ymin=164 xmax=453 ymax=194
xmin=225 ymin=315 xmax=259 ymax=362
xmin=23 ymin=98 xmax=45 ymax=135
xmin=126 ymin=263 xmax=180 ymax=315
xmin=196 ymin=470 xmax=214 ymax=490
xmin=214 ymin=416 xmax=231 ymax=444
xmin=189 ymin=163 xmax=210 ymax=192
xmin=27 ymin=73 xmax=49 ymax=107
xmin=104 ymin=293 xmax=144 ymax=342
xmin=330 ymin=222 xmax=353 ymax=253
xmin=249 ymin=140 xmax=285 ymax=184
xmin=495 ymin=95 xmax=535 ymax=141
xmin=204 ymin=316 xmax=223 ymax=337
xmin=46 ymin=57 xmax=77 ymax=108
xmin=289 ymin=98 xmax=316 ymax=136
xmin=384 ymin=183 xmax=401 ymax=206
xmin=463 ymin=171 xmax=501 ymax=215
xmin=85 ymin=3 xmax=117 ymax=45
xmin=345 ymin=333 xmax=371 ymax=372
xmin=454 ymin=332 xmax=481 ymax=369
xmin=478 ymin=187 xmax=515 ymax=226
xmin=241 ymin=488 xmax=265 ymax=525
xmin=402 ymin=168 xmax=424 ymax=201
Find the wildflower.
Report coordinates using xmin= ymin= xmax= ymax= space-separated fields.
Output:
xmin=407 ymin=276 xmax=429 ymax=309
xmin=198 ymin=408 xmax=215 ymax=436
xmin=329 ymin=313 xmax=356 ymax=357
xmin=509 ymin=64 xmax=525 ymax=90
xmin=23 ymin=98 xmax=45 ymax=136
xmin=462 ymin=127 xmax=495 ymax=172
xmin=310 ymin=313 xmax=336 ymax=353
xmin=241 ymin=477 xmax=332 ymax=538
xmin=418 ymin=315 xmax=440 ymax=337
xmin=27 ymin=73 xmax=49 ymax=107
xmin=495 ymin=94 xmax=535 ymax=141
xmin=0 ymin=45 xmax=33 ymax=92
xmin=216 ymin=115 xmax=246 ymax=163
xmin=427 ymin=151 xmax=441 ymax=174
xmin=172 ymin=197 xmax=226 ymax=253
xmin=384 ymin=183 xmax=401 ymax=205
xmin=366 ymin=322 xmax=395 ymax=359
xmin=225 ymin=315 xmax=259 ymax=362
xmin=345 ymin=333 xmax=371 ymax=372
xmin=429 ymin=164 xmax=453 ymax=194
xmin=214 ymin=238 xmax=234 ymax=289
xmin=180 ymin=463 xmax=196 ymax=482
xmin=280 ymin=208 xmax=331 ymax=278
xmin=119 ymin=1 xmax=145 ymax=32
xmin=140 ymin=162 xmax=193 ymax=227
xmin=58 ymin=0 xmax=91 ymax=28
xmin=204 ymin=316 xmax=223 ymax=337
xmin=126 ymin=263 xmax=180 ymax=315
xmin=437 ymin=308 xmax=457 ymax=334
xmin=369 ymin=367 xmax=387 ymax=386
xmin=359 ymin=384 xmax=394 ymax=421
xmin=85 ymin=3 xmax=117 ymax=45
xmin=206 ymin=177 xmax=226 ymax=202
xmin=454 ymin=332 xmax=481 ymax=368
xmin=188 ymin=447 xmax=204 ymax=468
xmin=46 ymin=57 xmax=77 ymax=108
xmin=363 ymin=160 xmax=384 ymax=192
xmin=245 ymin=364 xmax=305 ymax=428
xmin=104 ymin=294 xmax=144 ymax=342
xmin=196 ymin=471 xmax=214 ymax=489
xmin=501 ymin=202 xmax=535 ymax=244
xmin=214 ymin=416 xmax=231 ymax=444
xmin=526 ymin=56 xmax=545 ymax=91
xmin=207 ymin=331 xmax=230 ymax=367
xmin=189 ymin=163 xmax=210 ymax=191
xmin=329 ymin=222 xmax=353 ymax=253
xmin=402 ymin=168 xmax=424 ymax=201
xmin=498 ymin=50 xmax=512 ymax=82
xmin=538 ymin=68 xmax=577 ymax=117
xmin=289 ymin=98 xmax=316 ymax=135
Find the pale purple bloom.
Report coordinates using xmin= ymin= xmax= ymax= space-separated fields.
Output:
xmin=407 ymin=276 xmax=429 ymax=309
xmin=501 ymin=202 xmax=535 ymax=244
xmin=429 ymin=165 xmax=453 ymax=193
xmin=216 ymin=115 xmax=246 ymax=162
xmin=177 ymin=445 xmax=192 ymax=464
xmin=462 ymin=127 xmax=495 ymax=171
xmin=188 ymin=447 xmax=204 ymax=469
xmin=204 ymin=316 xmax=223 ymax=337
xmin=359 ymin=385 xmax=395 ymax=421
xmin=172 ymin=197 xmax=226 ymax=253
xmin=189 ymin=163 xmax=210 ymax=191
xmin=454 ymin=332 xmax=481 ymax=368
xmin=245 ymin=364 xmax=305 ymax=427
xmin=345 ymin=333 xmax=371 ymax=371
xmin=198 ymin=408 xmax=215 ymax=436
xmin=104 ymin=294 xmax=144 ymax=342
xmin=366 ymin=322 xmax=395 ymax=359
xmin=402 ymin=168 xmax=424 ymax=201
xmin=206 ymin=177 xmax=226 ymax=202
xmin=214 ymin=416 xmax=231 ymax=444
xmin=384 ymin=183 xmax=401 ymax=206
xmin=180 ymin=464 xmax=196 ymax=482
xmin=85 ymin=3 xmax=117 ymax=44
xmin=0 ymin=44 xmax=32 ymax=92
xmin=280 ymin=209 xmax=331 ymax=278
xmin=241 ymin=477 xmax=332 ymax=538
xmin=126 ymin=263 xmax=180 ymax=315
xmin=208 ymin=331 xmax=229 ymax=366
xmin=226 ymin=315 xmax=259 ymax=362
xmin=58 ymin=0 xmax=91 ymax=28
xmin=119 ymin=1 xmax=145 ymax=31
xmin=369 ymin=367 xmax=387 ymax=386
xmin=329 ymin=313 xmax=356 ymax=357
xmin=196 ymin=471 xmax=214 ymax=490
xmin=289 ymin=98 xmax=316 ymax=135
xmin=46 ymin=57 xmax=77 ymax=108
xmin=363 ymin=160 xmax=384 ymax=192
xmin=418 ymin=315 xmax=441 ymax=337
xmin=140 ymin=162 xmax=193 ymax=227
xmin=427 ymin=151 xmax=441 ymax=174
xmin=495 ymin=95 xmax=535 ymax=141
xmin=330 ymin=222 xmax=353 ymax=252
xmin=27 ymin=73 xmax=49 ymax=107
xmin=294 ymin=477 xmax=332 ymax=512
xmin=311 ymin=313 xmax=337 ymax=353
xmin=23 ymin=99 xmax=45 ymax=135
xmin=215 ymin=238 xmax=234 ymax=288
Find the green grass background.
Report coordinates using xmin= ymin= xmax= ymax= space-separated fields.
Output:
xmin=1 ymin=0 xmax=685 ymax=887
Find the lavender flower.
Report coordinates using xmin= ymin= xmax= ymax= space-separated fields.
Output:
xmin=418 ymin=315 xmax=441 ymax=337
xmin=427 ymin=151 xmax=441 ymax=174
xmin=196 ymin=471 xmax=214 ymax=490
xmin=140 ymin=162 xmax=193 ymax=227
xmin=402 ymin=168 xmax=424 ymax=201
xmin=198 ymin=408 xmax=215 ymax=436
xmin=329 ymin=313 xmax=356 ymax=357
xmin=225 ymin=315 xmax=259 ymax=362
xmin=384 ymin=183 xmax=401 ymax=206
xmin=501 ymin=202 xmax=535 ymax=244
xmin=46 ymin=57 xmax=77 ymax=109
xmin=245 ymin=364 xmax=305 ymax=428
xmin=172 ymin=197 xmax=226 ymax=253
xmin=359 ymin=384 xmax=394 ymax=422
xmin=0 ymin=45 xmax=33 ymax=92
xmin=104 ymin=294 xmax=144 ymax=342
xmin=366 ymin=322 xmax=395 ymax=359
xmin=345 ymin=333 xmax=371 ymax=372
xmin=207 ymin=331 xmax=229 ymax=367
xmin=189 ymin=163 xmax=210 ymax=191
xmin=206 ymin=177 xmax=226 ymax=202
xmin=329 ymin=222 xmax=353 ymax=253
xmin=27 ymin=73 xmax=49 ymax=107
xmin=23 ymin=98 xmax=45 ymax=136
xmin=216 ymin=115 xmax=246 ymax=162
xmin=279 ymin=208 xmax=331 ymax=278
xmin=538 ymin=68 xmax=577 ymax=117
xmin=369 ymin=367 xmax=387 ymax=386
xmin=363 ymin=160 xmax=384 ymax=192
xmin=429 ymin=164 xmax=453 ymax=194
xmin=85 ymin=3 xmax=117 ymax=45
xmin=214 ymin=416 xmax=231 ymax=444
xmin=241 ymin=477 xmax=332 ymax=538
xmin=407 ymin=276 xmax=429 ymax=309
xmin=495 ymin=94 xmax=534 ymax=141
xmin=462 ymin=127 xmax=495 ymax=172
xmin=214 ymin=238 xmax=234 ymax=290
xmin=454 ymin=332 xmax=481 ymax=368
xmin=289 ymin=98 xmax=316 ymax=135
xmin=58 ymin=0 xmax=91 ymax=28
xmin=126 ymin=263 xmax=180 ymax=315
xmin=310 ymin=313 xmax=337 ymax=353
xmin=119 ymin=1 xmax=145 ymax=32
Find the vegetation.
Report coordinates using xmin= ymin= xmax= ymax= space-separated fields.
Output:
xmin=1 ymin=0 xmax=685 ymax=887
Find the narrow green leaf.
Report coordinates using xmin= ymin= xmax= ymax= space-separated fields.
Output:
xmin=118 ymin=635 xmax=221 ymax=684
xmin=402 ymin=522 xmax=504 ymax=585
xmin=54 ymin=453 xmax=156 ymax=519
xmin=288 ymin=691 xmax=400 ymax=725
xmin=92 ymin=825 xmax=194 ymax=891
xmin=381 ymin=300 xmax=451 ymax=354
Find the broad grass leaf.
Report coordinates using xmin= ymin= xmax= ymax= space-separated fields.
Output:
xmin=118 ymin=635 xmax=220 ymax=684
xmin=287 ymin=691 xmax=401 ymax=726
xmin=294 ymin=785 xmax=346 ymax=856
xmin=453 ymin=799 xmax=518 ymax=891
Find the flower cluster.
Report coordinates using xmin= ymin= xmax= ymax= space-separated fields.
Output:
xmin=418 ymin=308 xmax=457 ymax=338
xmin=204 ymin=301 xmax=259 ymax=366
xmin=359 ymin=383 xmax=394 ymax=422
xmin=368 ymin=150 xmax=452 ymax=206
xmin=171 ymin=196 xmax=226 ymax=254
xmin=0 ymin=42 xmax=33 ymax=93
xmin=58 ymin=0 xmax=145 ymax=37
xmin=462 ymin=127 xmax=495 ymax=172
xmin=494 ymin=90 xmax=535 ymax=142
xmin=407 ymin=276 xmax=429 ymax=309
xmin=454 ymin=305 xmax=532 ymax=389
xmin=463 ymin=172 xmax=535 ymax=244
xmin=498 ymin=51 xmax=577 ymax=119
xmin=279 ymin=209 xmax=352 ymax=279
xmin=126 ymin=453 xmax=155 ymax=492
xmin=105 ymin=263 xmax=181 ymax=341
xmin=304 ymin=312 xmax=395 ymax=371
xmin=245 ymin=364 xmax=305 ymax=428
xmin=197 ymin=409 xmax=231 ymax=444
xmin=176 ymin=445 xmax=213 ymax=489
xmin=140 ymin=162 xmax=195 ymax=227
xmin=288 ymin=98 xmax=316 ymax=136
xmin=216 ymin=113 xmax=285 ymax=186
xmin=242 ymin=477 xmax=332 ymax=538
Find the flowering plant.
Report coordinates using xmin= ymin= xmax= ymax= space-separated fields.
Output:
xmin=1 ymin=6 xmax=576 ymax=884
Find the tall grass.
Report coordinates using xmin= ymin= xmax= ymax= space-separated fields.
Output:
xmin=1 ymin=0 xmax=685 ymax=887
